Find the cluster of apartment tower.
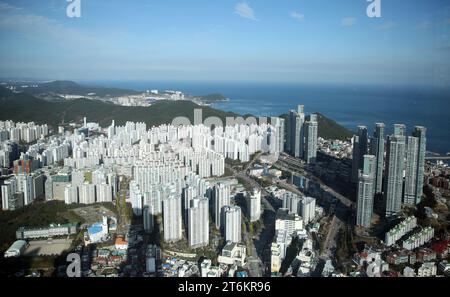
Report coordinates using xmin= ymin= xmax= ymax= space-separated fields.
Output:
xmin=354 ymin=123 xmax=427 ymax=227
xmin=286 ymin=105 xmax=319 ymax=164
xmin=124 ymin=120 xmax=275 ymax=248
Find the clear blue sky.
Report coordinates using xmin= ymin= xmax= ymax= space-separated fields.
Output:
xmin=0 ymin=0 xmax=449 ymax=86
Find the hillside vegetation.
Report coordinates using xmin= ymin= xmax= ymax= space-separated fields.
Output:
xmin=0 ymin=87 xmax=352 ymax=140
xmin=280 ymin=113 xmax=352 ymax=141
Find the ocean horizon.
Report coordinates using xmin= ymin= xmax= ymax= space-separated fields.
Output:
xmin=81 ymin=80 xmax=450 ymax=155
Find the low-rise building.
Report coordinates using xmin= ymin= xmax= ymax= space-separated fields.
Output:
xmin=217 ymin=242 xmax=247 ymax=267
xmin=115 ymin=236 xmax=128 ymax=250
xmin=4 ymin=240 xmax=28 ymax=258
xmin=200 ymin=259 xmax=221 ymax=277
xmin=385 ymin=250 xmax=416 ymax=265
xmin=384 ymin=216 xmax=417 ymax=246
xmin=417 ymin=262 xmax=437 ymax=277
xmin=402 ymin=227 xmax=434 ymax=251
xmin=416 ymin=248 xmax=437 ymax=263
xmin=403 ymin=266 xmax=416 ymax=277
xmin=16 ymin=223 xmax=78 ymax=240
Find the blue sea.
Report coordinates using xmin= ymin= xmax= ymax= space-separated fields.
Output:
xmin=82 ymin=80 xmax=450 ymax=155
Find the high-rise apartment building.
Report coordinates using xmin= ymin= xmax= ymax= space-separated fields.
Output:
xmin=213 ymin=183 xmax=231 ymax=230
xmin=384 ymin=127 xmax=406 ymax=217
xmin=356 ymin=155 xmax=376 ymax=228
xmin=351 ymin=126 xmax=369 ymax=183
xmin=188 ymin=197 xmax=209 ymax=248
xmin=404 ymin=126 xmax=426 ymax=205
xmin=304 ymin=113 xmax=318 ymax=164
xmin=289 ymin=105 xmax=305 ymax=158
xmin=370 ymin=123 xmax=385 ymax=194
xmin=163 ymin=195 xmax=182 ymax=242
xmin=224 ymin=205 xmax=242 ymax=243
xmin=246 ymin=189 xmax=261 ymax=222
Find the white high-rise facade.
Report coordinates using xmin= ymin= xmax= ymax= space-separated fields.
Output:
xmin=163 ymin=195 xmax=182 ymax=243
xmin=246 ymin=189 xmax=261 ymax=222
xmin=188 ymin=197 xmax=209 ymax=248
xmin=224 ymin=206 xmax=242 ymax=243
xmin=404 ymin=126 xmax=426 ymax=205
xmin=78 ymin=183 xmax=96 ymax=204
xmin=96 ymin=184 xmax=113 ymax=203
xmin=282 ymin=192 xmax=302 ymax=215
xmin=301 ymin=197 xmax=316 ymax=224
xmin=304 ymin=114 xmax=318 ymax=164
xmin=384 ymin=126 xmax=406 ymax=217
xmin=356 ymin=155 xmax=376 ymax=228
xmin=214 ymin=183 xmax=231 ymax=229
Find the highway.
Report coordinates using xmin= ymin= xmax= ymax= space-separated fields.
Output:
xmin=276 ymin=153 xmax=355 ymax=208
xmin=227 ymin=151 xmax=355 ymax=266
xmin=225 ymin=163 xmax=276 ymax=277
xmin=275 ymin=153 xmax=352 ymax=261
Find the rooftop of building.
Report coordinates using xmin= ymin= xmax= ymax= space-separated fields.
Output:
xmin=7 ymin=240 xmax=27 ymax=252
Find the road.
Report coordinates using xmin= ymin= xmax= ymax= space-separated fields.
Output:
xmin=226 ymin=163 xmax=277 ymax=276
xmin=277 ymin=153 xmax=355 ymax=208
xmin=228 ymin=151 xmax=354 ymax=268
xmin=276 ymin=153 xmax=352 ymax=261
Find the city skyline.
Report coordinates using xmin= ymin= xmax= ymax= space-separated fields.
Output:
xmin=0 ymin=0 xmax=449 ymax=284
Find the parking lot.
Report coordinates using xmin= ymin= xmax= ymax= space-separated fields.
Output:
xmin=24 ymin=238 xmax=73 ymax=257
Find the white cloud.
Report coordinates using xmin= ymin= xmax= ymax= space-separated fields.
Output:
xmin=234 ymin=2 xmax=257 ymax=21
xmin=341 ymin=17 xmax=357 ymax=27
xmin=376 ymin=21 xmax=396 ymax=30
xmin=290 ymin=11 xmax=304 ymax=22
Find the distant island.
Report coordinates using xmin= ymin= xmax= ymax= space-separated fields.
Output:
xmin=192 ymin=93 xmax=229 ymax=104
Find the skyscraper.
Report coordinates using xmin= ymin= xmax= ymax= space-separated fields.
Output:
xmin=224 ymin=206 xmax=242 ymax=243
xmin=351 ymin=135 xmax=360 ymax=184
xmin=1 ymin=177 xmax=19 ymax=210
xmin=351 ymin=126 xmax=369 ymax=183
xmin=384 ymin=128 xmax=406 ymax=217
xmin=356 ymin=155 xmax=376 ymax=228
xmin=188 ymin=197 xmax=209 ymax=248
xmin=370 ymin=123 xmax=385 ymax=194
xmin=282 ymin=191 xmax=302 ymax=215
xmin=304 ymin=113 xmax=318 ymax=164
xmin=214 ymin=183 xmax=231 ymax=230
xmin=162 ymin=194 xmax=182 ymax=242
xmin=301 ymin=197 xmax=316 ymax=224
xmin=143 ymin=205 xmax=155 ymax=234
xmin=271 ymin=117 xmax=285 ymax=154
xmin=289 ymin=105 xmax=305 ymax=158
xmin=246 ymin=189 xmax=261 ymax=222
xmin=182 ymin=185 xmax=196 ymax=227
xmin=404 ymin=126 xmax=427 ymax=205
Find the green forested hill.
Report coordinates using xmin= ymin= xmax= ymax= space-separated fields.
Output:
xmin=280 ymin=113 xmax=353 ymax=141
xmin=0 ymin=87 xmax=352 ymax=140
xmin=0 ymin=89 xmax=236 ymax=127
